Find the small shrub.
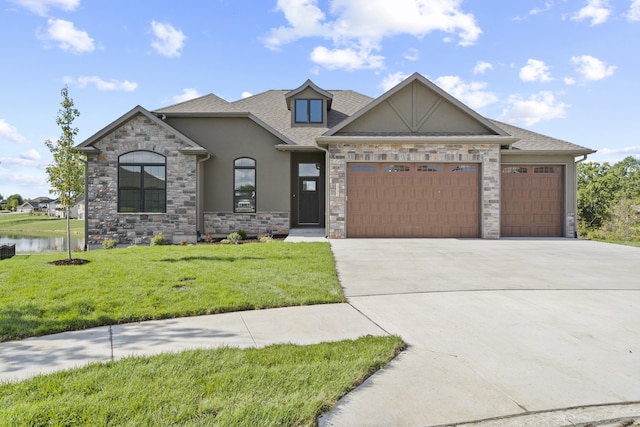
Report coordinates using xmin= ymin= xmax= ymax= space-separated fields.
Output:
xmin=102 ymin=239 xmax=117 ymax=250
xmin=258 ymin=233 xmax=273 ymax=243
xmin=236 ymin=229 xmax=248 ymax=240
xmin=226 ymin=232 xmax=241 ymax=244
xmin=151 ymin=233 xmax=167 ymax=246
xmin=220 ymin=239 xmax=231 ymax=244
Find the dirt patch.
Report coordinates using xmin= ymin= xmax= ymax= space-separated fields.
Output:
xmin=48 ymin=258 xmax=91 ymax=266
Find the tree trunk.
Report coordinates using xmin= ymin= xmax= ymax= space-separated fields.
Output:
xmin=66 ymin=204 xmax=72 ymax=260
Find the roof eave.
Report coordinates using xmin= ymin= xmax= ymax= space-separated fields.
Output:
xmin=316 ymin=135 xmax=520 ymax=145
xmin=502 ymin=149 xmax=597 ymax=156
xmin=275 ymin=144 xmax=323 ymax=152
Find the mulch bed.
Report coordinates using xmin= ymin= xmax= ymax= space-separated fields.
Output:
xmin=48 ymin=258 xmax=91 ymax=266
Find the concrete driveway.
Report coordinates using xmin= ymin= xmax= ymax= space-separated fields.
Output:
xmin=320 ymin=239 xmax=640 ymax=426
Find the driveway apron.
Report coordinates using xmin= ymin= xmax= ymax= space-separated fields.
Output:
xmin=320 ymin=239 xmax=640 ymax=427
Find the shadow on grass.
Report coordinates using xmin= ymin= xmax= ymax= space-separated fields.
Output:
xmin=158 ymin=256 xmax=264 ymax=263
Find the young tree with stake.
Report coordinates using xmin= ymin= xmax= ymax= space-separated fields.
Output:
xmin=45 ymin=86 xmax=84 ymax=261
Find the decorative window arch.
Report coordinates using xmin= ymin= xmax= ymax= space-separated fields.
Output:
xmin=234 ymin=157 xmax=256 ymax=213
xmin=118 ymin=151 xmax=166 ymax=213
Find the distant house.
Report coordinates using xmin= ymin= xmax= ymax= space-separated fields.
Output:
xmin=17 ymin=201 xmax=39 ymax=213
xmin=78 ymin=72 xmax=595 ymax=246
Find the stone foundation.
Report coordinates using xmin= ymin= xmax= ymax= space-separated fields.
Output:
xmin=204 ymin=212 xmax=289 ymax=237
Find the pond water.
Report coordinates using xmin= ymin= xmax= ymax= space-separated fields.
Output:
xmin=0 ymin=234 xmax=85 ymax=253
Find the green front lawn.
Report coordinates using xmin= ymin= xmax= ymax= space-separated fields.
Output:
xmin=0 ymin=243 xmax=344 ymax=341
xmin=0 ymin=336 xmax=405 ymax=426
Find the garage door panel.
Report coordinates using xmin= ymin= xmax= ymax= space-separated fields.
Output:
xmin=501 ymin=165 xmax=563 ymax=237
xmin=347 ymin=163 xmax=480 ymax=238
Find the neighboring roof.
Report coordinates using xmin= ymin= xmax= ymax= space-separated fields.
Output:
xmin=78 ymin=105 xmax=211 ymax=155
xmin=490 ymin=119 xmax=595 ymax=154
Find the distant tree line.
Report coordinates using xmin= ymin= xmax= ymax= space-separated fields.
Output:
xmin=578 ymin=156 xmax=640 ymax=241
xmin=0 ymin=194 xmax=24 ymax=211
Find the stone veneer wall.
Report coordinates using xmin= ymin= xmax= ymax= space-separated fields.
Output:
xmin=86 ymin=115 xmax=198 ymax=245
xmin=327 ymin=142 xmax=501 ymax=239
xmin=204 ymin=212 xmax=289 ymax=237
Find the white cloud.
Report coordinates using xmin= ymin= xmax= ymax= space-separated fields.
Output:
xmin=64 ymin=76 xmax=138 ymax=91
xmin=379 ymin=72 xmax=411 ymax=92
xmin=499 ymin=91 xmax=569 ymax=126
xmin=0 ymin=119 xmax=27 ymax=143
xmin=172 ymin=88 xmax=202 ymax=103
xmin=150 ymin=21 xmax=187 ymax=58
xmin=20 ymin=149 xmax=41 ymax=161
xmin=42 ymin=18 xmax=95 ymax=54
xmin=10 ymin=0 xmax=79 ymax=16
xmin=564 ymin=76 xmax=577 ymax=85
xmin=241 ymin=91 xmax=253 ymax=99
xmin=309 ymin=46 xmax=384 ymax=71
xmin=519 ymin=59 xmax=553 ymax=82
xmin=529 ymin=1 xmax=554 ymax=15
xmin=265 ymin=0 xmax=481 ymax=70
xmin=571 ymin=55 xmax=616 ymax=80
xmin=434 ymin=76 xmax=498 ymax=110
xmin=599 ymin=146 xmax=640 ymax=156
xmin=404 ymin=48 xmax=419 ymax=61
xmin=473 ymin=61 xmax=493 ymax=74
xmin=571 ymin=0 xmax=611 ymax=26
xmin=628 ymin=0 xmax=640 ymax=21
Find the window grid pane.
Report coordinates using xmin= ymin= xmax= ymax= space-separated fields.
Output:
xmin=118 ymin=152 xmax=166 ymax=213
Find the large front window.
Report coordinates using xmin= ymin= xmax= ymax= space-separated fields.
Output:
xmin=234 ymin=157 xmax=256 ymax=213
xmin=295 ymin=99 xmax=323 ymax=123
xmin=118 ymin=151 xmax=166 ymax=213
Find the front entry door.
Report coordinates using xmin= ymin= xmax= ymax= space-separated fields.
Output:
xmin=299 ymin=177 xmax=320 ymax=224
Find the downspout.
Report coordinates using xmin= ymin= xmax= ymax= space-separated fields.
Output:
xmin=196 ymin=154 xmax=211 ymax=241
xmin=574 ymin=154 xmax=589 ymax=238
xmin=81 ymin=158 xmax=88 ymax=251
xmin=316 ymin=145 xmax=330 ymax=238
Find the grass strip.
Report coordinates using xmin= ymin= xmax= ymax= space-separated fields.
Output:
xmin=0 ymin=336 xmax=404 ymax=426
xmin=0 ymin=243 xmax=344 ymax=341
xmin=0 ymin=213 xmax=84 ymax=235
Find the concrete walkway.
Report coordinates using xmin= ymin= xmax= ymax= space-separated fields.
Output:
xmin=2 ymin=238 xmax=639 ymax=427
xmin=0 ymin=304 xmax=385 ymax=383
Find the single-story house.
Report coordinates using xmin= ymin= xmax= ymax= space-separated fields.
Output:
xmin=77 ymin=72 xmax=595 ymax=246
xmin=17 ymin=201 xmax=38 ymax=214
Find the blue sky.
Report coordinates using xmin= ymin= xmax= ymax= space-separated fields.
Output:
xmin=1 ymin=0 xmax=639 ymax=200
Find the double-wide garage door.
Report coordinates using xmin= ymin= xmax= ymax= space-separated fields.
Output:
xmin=347 ymin=163 xmax=480 ymax=238
xmin=501 ymin=165 xmax=564 ymax=237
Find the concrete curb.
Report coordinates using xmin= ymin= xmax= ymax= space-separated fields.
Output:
xmin=435 ymin=402 xmax=640 ymax=427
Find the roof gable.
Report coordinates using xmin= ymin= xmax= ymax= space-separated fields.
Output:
xmin=326 ymin=72 xmax=508 ymax=137
xmin=285 ymin=79 xmax=334 ymax=110
xmin=77 ymin=106 xmax=210 ymax=155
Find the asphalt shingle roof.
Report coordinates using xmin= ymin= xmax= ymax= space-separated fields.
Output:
xmin=154 ymin=88 xmax=593 ymax=153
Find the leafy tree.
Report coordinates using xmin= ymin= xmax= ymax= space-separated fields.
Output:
xmin=578 ymin=156 xmax=640 ymax=240
xmin=5 ymin=194 xmax=24 ymax=211
xmin=45 ymin=86 xmax=85 ymax=260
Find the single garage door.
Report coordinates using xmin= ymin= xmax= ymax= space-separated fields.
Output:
xmin=501 ymin=165 xmax=564 ymax=237
xmin=347 ymin=163 xmax=480 ymax=238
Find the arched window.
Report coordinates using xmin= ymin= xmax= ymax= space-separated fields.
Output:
xmin=234 ymin=158 xmax=255 ymax=213
xmin=118 ymin=151 xmax=166 ymax=213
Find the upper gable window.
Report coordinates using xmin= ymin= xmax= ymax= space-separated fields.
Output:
xmin=295 ymin=99 xmax=323 ymax=124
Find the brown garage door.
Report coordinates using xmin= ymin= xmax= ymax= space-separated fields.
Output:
xmin=501 ymin=165 xmax=564 ymax=237
xmin=347 ymin=163 xmax=480 ymax=238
